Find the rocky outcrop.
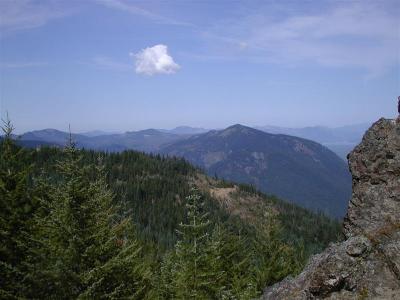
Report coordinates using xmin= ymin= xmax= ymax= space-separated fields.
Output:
xmin=262 ymin=118 xmax=400 ymax=299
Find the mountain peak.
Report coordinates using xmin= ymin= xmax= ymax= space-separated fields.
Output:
xmin=219 ymin=124 xmax=257 ymax=137
xmin=161 ymin=122 xmax=351 ymax=218
xmin=226 ymin=124 xmax=249 ymax=130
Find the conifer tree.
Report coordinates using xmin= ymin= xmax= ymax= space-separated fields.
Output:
xmin=156 ymin=250 xmax=178 ymax=298
xmin=252 ymin=211 xmax=301 ymax=289
xmin=159 ymin=189 xmax=216 ymax=299
xmin=173 ymin=189 xmax=211 ymax=299
xmin=0 ymin=117 xmax=35 ymax=298
xmin=202 ymin=224 xmax=226 ymax=298
xmin=212 ymin=227 xmax=258 ymax=299
xmin=159 ymin=190 xmax=261 ymax=299
xmin=32 ymin=140 xmax=151 ymax=299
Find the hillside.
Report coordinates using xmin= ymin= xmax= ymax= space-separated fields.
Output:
xmin=30 ymin=146 xmax=340 ymax=255
xmin=161 ymin=124 xmax=352 ymax=218
xmin=263 ymin=118 xmax=400 ymax=299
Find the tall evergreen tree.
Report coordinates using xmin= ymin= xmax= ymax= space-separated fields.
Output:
xmin=0 ymin=118 xmax=35 ymax=299
xmin=31 ymin=141 xmax=151 ymax=299
xmin=159 ymin=191 xmax=259 ymax=299
xmin=159 ymin=189 xmax=215 ymax=299
xmin=210 ymin=226 xmax=258 ymax=299
xmin=173 ymin=189 xmax=212 ymax=299
xmin=252 ymin=212 xmax=303 ymax=289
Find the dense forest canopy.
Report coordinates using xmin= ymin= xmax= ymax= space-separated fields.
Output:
xmin=1 ymin=122 xmax=342 ymax=298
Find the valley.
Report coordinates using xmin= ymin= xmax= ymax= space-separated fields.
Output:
xmin=18 ymin=123 xmax=355 ymax=217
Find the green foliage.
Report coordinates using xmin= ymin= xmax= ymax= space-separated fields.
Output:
xmin=29 ymin=143 xmax=151 ymax=299
xmin=0 ymin=127 xmax=342 ymax=298
xmin=0 ymin=118 xmax=37 ymax=298
xmin=236 ymin=184 xmax=342 ymax=259
xmin=157 ymin=191 xmax=298 ymax=299
xmin=252 ymin=213 xmax=303 ymax=289
xmin=30 ymin=147 xmax=234 ymax=253
xmin=29 ymin=146 xmax=341 ymax=260
xmin=208 ymin=225 xmax=258 ymax=299
xmin=158 ymin=190 xmax=216 ymax=299
xmin=214 ymin=178 xmax=234 ymax=188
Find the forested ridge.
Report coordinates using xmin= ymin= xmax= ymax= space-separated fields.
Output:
xmin=1 ymin=121 xmax=342 ymax=299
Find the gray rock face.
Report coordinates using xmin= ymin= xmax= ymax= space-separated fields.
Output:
xmin=262 ymin=118 xmax=400 ymax=300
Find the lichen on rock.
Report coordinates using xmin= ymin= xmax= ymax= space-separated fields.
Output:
xmin=261 ymin=118 xmax=400 ymax=299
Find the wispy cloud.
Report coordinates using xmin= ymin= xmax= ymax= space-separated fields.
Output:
xmin=133 ymin=44 xmax=180 ymax=76
xmin=0 ymin=0 xmax=76 ymax=35
xmin=91 ymin=56 xmax=132 ymax=71
xmin=201 ymin=2 xmax=400 ymax=76
xmin=97 ymin=0 xmax=192 ymax=26
xmin=0 ymin=61 xmax=48 ymax=69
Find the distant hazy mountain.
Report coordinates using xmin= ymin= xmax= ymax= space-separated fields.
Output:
xmin=256 ymin=123 xmax=371 ymax=160
xmin=85 ymin=129 xmax=184 ymax=152
xmin=20 ymin=122 xmax=370 ymax=160
xmin=322 ymin=144 xmax=355 ymax=161
xmin=79 ymin=130 xmax=121 ymax=137
xmin=1 ymin=134 xmax=61 ymax=149
xmin=159 ymin=126 xmax=209 ymax=135
xmin=19 ymin=128 xmax=185 ymax=152
xmin=161 ymin=124 xmax=352 ymax=217
xmin=20 ymin=129 xmax=88 ymax=145
xmin=256 ymin=123 xmax=370 ymax=144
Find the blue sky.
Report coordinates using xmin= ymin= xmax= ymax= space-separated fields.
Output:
xmin=0 ymin=0 xmax=399 ymax=133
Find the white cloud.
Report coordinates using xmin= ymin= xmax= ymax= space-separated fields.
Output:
xmin=0 ymin=0 xmax=76 ymax=35
xmin=133 ymin=44 xmax=180 ymax=76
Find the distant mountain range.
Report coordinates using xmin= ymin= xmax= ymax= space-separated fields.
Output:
xmin=79 ymin=130 xmax=121 ymax=137
xmin=14 ymin=123 xmax=363 ymax=217
xmin=17 ymin=123 xmax=370 ymax=159
xmin=158 ymin=126 xmax=209 ymax=135
xmin=78 ymin=127 xmax=209 ymax=137
xmin=18 ymin=127 xmax=210 ymax=152
xmin=256 ymin=123 xmax=370 ymax=144
xmin=256 ymin=123 xmax=371 ymax=160
xmin=161 ymin=124 xmax=352 ymax=217
xmin=18 ymin=128 xmax=183 ymax=152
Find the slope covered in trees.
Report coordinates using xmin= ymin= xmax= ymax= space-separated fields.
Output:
xmin=1 ymin=122 xmax=342 ymax=298
xmin=161 ymin=124 xmax=351 ymax=218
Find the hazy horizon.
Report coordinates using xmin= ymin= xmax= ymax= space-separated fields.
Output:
xmin=9 ymin=120 xmax=375 ymax=136
xmin=1 ymin=0 xmax=399 ymax=133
